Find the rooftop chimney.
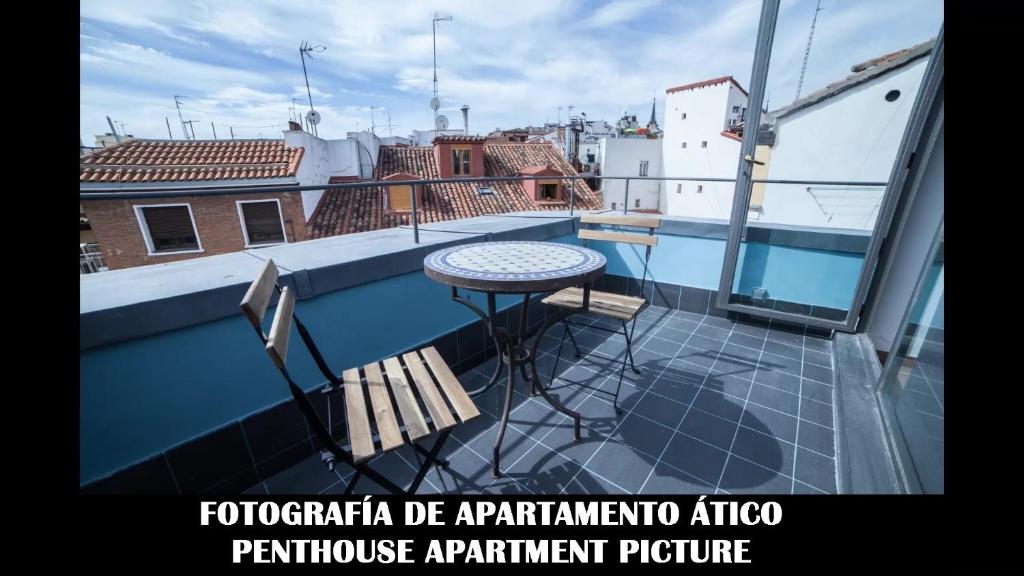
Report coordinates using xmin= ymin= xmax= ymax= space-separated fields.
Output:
xmin=461 ymin=105 xmax=470 ymax=134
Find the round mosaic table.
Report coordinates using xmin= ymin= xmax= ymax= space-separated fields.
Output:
xmin=424 ymin=241 xmax=607 ymax=478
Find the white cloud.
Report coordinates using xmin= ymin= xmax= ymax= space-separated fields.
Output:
xmin=585 ymin=0 xmax=662 ymax=27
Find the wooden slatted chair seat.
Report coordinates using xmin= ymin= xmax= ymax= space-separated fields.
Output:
xmin=542 ymin=212 xmax=661 ymax=414
xmin=241 ymin=257 xmax=480 ymax=494
xmin=542 ymin=286 xmax=645 ymax=321
xmin=342 ymin=347 xmax=479 ymax=463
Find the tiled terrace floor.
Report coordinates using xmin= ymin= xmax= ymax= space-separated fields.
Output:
xmin=245 ymin=305 xmax=839 ymax=495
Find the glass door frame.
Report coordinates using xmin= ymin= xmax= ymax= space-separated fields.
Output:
xmin=876 ymin=218 xmax=944 ymax=493
xmin=715 ymin=1 xmax=945 ymax=332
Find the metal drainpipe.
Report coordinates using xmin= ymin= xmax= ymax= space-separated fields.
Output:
xmin=623 ymin=178 xmax=630 ymax=214
xmin=411 ymin=184 xmax=420 ymax=244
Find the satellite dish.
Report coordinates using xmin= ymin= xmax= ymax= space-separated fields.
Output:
xmin=436 ymin=115 xmax=449 ymax=130
xmin=305 ymin=110 xmax=321 ymax=126
xmin=430 ymin=97 xmax=440 ymax=111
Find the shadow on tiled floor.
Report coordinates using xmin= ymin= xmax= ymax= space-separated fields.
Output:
xmin=247 ymin=305 xmax=839 ymax=495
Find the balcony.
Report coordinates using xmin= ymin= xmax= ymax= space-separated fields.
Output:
xmin=79 ymin=207 xmax=890 ymax=495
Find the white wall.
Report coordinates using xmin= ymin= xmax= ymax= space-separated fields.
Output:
xmin=599 ymin=137 xmax=662 ymax=212
xmin=285 ymin=129 xmax=377 ymax=221
xmin=759 ymin=58 xmax=928 ymax=230
xmin=661 ymin=82 xmax=746 ymax=220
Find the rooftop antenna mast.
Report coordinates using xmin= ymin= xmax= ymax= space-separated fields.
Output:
xmin=299 ymin=41 xmax=326 ymax=137
xmin=432 ymin=12 xmax=453 ymax=128
xmin=370 ymin=106 xmax=376 ymax=135
xmin=174 ymin=95 xmax=189 ymax=140
xmin=795 ymin=0 xmax=827 ymax=101
xmin=184 ymin=120 xmax=199 ymax=140
xmin=387 ymin=112 xmax=393 ymax=136
xmin=105 ymin=116 xmax=121 ymax=144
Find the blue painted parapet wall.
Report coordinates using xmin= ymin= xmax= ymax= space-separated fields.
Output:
xmin=79 ymin=212 xmax=869 ymax=489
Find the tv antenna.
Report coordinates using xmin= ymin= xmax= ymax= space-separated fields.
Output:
xmin=299 ymin=41 xmax=326 ymax=137
xmin=370 ymin=106 xmax=376 ymax=135
xmin=174 ymin=95 xmax=190 ymax=140
xmin=387 ymin=112 xmax=393 ymax=136
xmin=184 ymin=120 xmax=200 ymax=140
xmin=432 ymin=12 xmax=453 ymax=127
xmin=795 ymin=0 xmax=830 ymax=101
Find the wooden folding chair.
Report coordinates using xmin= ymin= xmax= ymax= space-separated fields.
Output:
xmin=240 ymin=258 xmax=480 ymax=494
xmin=542 ymin=213 xmax=660 ymax=413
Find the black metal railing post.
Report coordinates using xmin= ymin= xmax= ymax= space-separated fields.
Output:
xmin=623 ymin=178 xmax=630 ymax=214
xmin=411 ymin=183 xmax=420 ymax=244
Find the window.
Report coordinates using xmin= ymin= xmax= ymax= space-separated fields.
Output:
xmin=452 ymin=148 xmax=472 ymax=175
xmin=586 ymin=153 xmax=595 ymax=163
xmin=237 ymin=200 xmax=286 ymax=246
xmin=681 ymin=113 xmax=687 ymax=119
xmin=732 ymin=106 xmax=740 ymax=113
xmin=634 ymin=199 xmax=640 ymax=208
xmin=697 ymin=185 xmax=704 ymax=193
xmin=701 ymin=141 xmax=708 ymax=148
xmin=639 ymin=160 xmax=649 ymax=177
xmin=611 ymin=202 xmax=617 ymax=210
xmin=681 ymin=142 xmax=687 ymax=149
xmin=135 ymin=204 xmax=201 ymax=254
xmin=539 ymin=183 xmax=559 ymax=201
xmin=676 ymin=183 xmax=682 ymax=194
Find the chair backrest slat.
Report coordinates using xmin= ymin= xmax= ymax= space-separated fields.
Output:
xmin=580 ymin=213 xmax=661 ymax=229
xmin=240 ymin=259 xmax=279 ymax=334
xmin=265 ymin=286 xmax=295 ymax=369
xmin=578 ymin=228 xmax=658 ymax=246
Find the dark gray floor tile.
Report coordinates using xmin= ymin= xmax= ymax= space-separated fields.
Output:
xmin=675 ymin=345 xmax=719 ymax=369
xmin=759 ymin=350 xmax=803 ymax=376
xmin=695 ymin=323 xmax=731 ymax=342
xmin=660 ymin=433 xmax=729 ymax=486
xmin=800 ymin=379 xmax=834 ymax=405
xmin=803 ymin=348 xmax=832 ymax=368
xmin=794 ymin=447 xmax=837 ymax=494
xmin=748 ymin=383 xmax=800 ymax=417
xmin=264 ymin=452 xmax=340 ymax=494
xmin=632 ymin=393 xmax=688 ymax=428
xmin=584 ymin=440 xmax=661 ymax=493
xmin=649 ymin=373 xmax=703 ymax=405
xmin=679 ymin=408 xmax=738 ymax=451
xmin=753 ymin=368 xmax=802 ymax=395
xmin=728 ymin=332 xmax=765 ymax=351
xmin=564 ymin=469 xmax=630 ymax=494
xmin=730 ymin=426 xmax=794 ymax=474
xmin=763 ymin=339 xmax=803 ymax=361
xmin=640 ymin=463 xmax=715 ymax=494
xmin=692 ymin=388 xmax=745 ymax=423
xmin=608 ymin=412 xmax=675 ymax=458
xmin=740 ymin=403 xmax=798 ymax=444
xmin=641 ymin=336 xmax=683 ymax=358
xmin=799 ymin=397 xmax=834 ymax=429
xmin=500 ymin=444 xmax=583 ymax=495
xmin=705 ymin=372 xmax=753 ymax=399
xmin=767 ymin=328 xmax=804 ymax=347
xmin=803 ymin=362 xmax=834 ymax=385
xmin=718 ymin=457 xmax=792 ymax=494
xmin=796 ymin=420 xmax=835 ymax=457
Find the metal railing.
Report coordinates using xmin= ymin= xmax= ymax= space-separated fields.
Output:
xmin=80 ymin=243 xmax=107 ymax=275
xmin=80 ymin=174 xmax=889 ymax=244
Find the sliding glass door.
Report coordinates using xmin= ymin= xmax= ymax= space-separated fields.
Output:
xmin=717 ymin=0 xmax=944 ymax=331
xmin=879 ymin=222 xmax=944 ymax=493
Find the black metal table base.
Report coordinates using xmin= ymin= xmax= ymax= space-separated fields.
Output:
xmin=452 ymin=287 xmax=589 ymax=478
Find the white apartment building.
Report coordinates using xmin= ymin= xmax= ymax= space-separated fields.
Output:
xmin=756 ymin=39 xmax=934 ymax=230
xmin=598 ymin=137 xmax=662 ymax=212
xmin=660 ymin=76 xmax=749 ymax=220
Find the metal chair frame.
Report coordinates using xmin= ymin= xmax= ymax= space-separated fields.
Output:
xmin=549 ymin=220 xmax=657 ymax=413
xmin=243 ymin=267 xmax=451 ymax=495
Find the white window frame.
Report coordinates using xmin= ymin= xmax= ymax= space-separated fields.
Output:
xmin=133 ymin=203 xmax=204 ymax=256
xmin=639 ymin=160 xmax=649 ymax=177
xmin=236 ymin=198 xmax=288 ymax=248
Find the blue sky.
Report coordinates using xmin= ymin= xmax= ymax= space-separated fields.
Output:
xmin=80 ymin=0 xmax=943 ymax=142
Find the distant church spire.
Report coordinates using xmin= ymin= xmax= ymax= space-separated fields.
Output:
xmin=646 ymin=97 xmax=661 ymax=135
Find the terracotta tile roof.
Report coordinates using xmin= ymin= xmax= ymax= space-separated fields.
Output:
xmin=666 ymin=75 xmax=748 ymax=97
xmin=432 ymin=135 xmax=488 ymax=144
xmin=79 ymin=139 xmax=303 ymax=184
xmin=309 ymin=142 xmax=602 ymax=238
